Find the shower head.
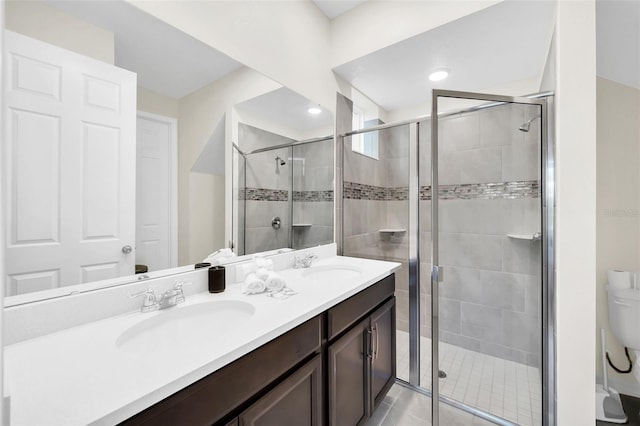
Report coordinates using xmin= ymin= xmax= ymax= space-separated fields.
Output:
xmin=275 ymin=156 xmax=286 ymax=166
xmin=519 ymin=114 xmax=541 ymax=132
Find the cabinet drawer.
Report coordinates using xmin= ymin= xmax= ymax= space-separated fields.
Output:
xmin=239 ymin=354 xmax=322 ymax=426
xmin=327 ymin=274 xmax=395 ymax=341
xmin=121 ymin=315 xmax=322 ymax=426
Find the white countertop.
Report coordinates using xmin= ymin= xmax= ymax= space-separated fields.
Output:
xmin=4 ymin=254 xmax=400 ymax=426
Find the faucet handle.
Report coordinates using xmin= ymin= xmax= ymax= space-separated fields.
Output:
xmin=130 ymin=288 xmax=156 ymax=299
xmin=173 ymin=281 xmax=192 ymax=289
xmin=302 ymin=253 xmax=318 ymax=267
xmin=130 ymin=288 xmax=158 ymax=312
xmin=173 ymin=281 xmax=192 ymax=303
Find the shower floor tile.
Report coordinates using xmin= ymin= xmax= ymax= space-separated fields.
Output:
xmin=395 ymin=330 xmax=542 ymax=425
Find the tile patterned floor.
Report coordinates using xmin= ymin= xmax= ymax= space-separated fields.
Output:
xmin=365 ymin=384 xmax=497 ymax=426
xmin=394 ymin=330 xmax=542 ymax=425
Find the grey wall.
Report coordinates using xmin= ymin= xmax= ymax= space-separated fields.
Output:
xmin=292 ymin=139 xmax=334 ymax=249
xmin=238 ymin=123 xmax=334 ymax=254
xmin=342 ymin=123 xmax=412 ymax=332
xmin=342 ymin=102 xmax=542 ymax=367
xmin=239 ymin=123 xmax=293 ymax=254
xmin=431 ymin=103 xmax=541 ymax=367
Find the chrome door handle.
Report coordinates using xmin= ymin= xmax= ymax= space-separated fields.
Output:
xmin=122 ymin=245 xmax=133 ymax=254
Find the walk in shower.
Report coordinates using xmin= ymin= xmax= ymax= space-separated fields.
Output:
xmin=339 ymin=90 xmax=554 ymax=426
xmin=232 ymin=124 xmax=334 ymax=255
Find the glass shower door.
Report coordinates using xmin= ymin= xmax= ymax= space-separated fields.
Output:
xmin=291 ymin=138 xmax=334 ymax=249
xmin=341 ymin=123 xmax=416 ymax=385
xmin=429 ymin=90 xmax=546 ymax=426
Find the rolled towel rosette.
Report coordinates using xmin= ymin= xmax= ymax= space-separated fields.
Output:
xmin=265 ymin=271 xmax=287 ymax=293
xmin=243 ymin=273 xmax=266 ymax=294
xmin=255 ymin=267 xmax=271 ymax=281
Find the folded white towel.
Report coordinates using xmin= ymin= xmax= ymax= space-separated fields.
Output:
xmin=255 ymin=267 xmax=271 ymax=281
xmin=203 ymin=248 xmax=237 ymax=265
xmin=243 ymin=273 xmax=266 ymax=295
xmin=265 ymin=271 xmax=286 ymax=293
xmin=237 ymin=263 xmax=257 ymax=281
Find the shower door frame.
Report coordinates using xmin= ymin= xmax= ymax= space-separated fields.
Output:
xmin=337 ymin=89 xmax=555 ymax=426
xmin=430 ymin=90 xmax=555 ymax=426
xmin=232 ymin=135 xmax=334 ymax=254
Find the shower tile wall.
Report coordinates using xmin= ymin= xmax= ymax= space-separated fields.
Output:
xmin=239 ymin=123 xmax=293 ymax=254
xmin=292 ymin=140 xmax=334 ymax=249
xmin=423 ymin=102 xmax=542 ymax=367
xmin=239 ymin=123 xmax=335 ymax=254
xmin=343 ymin=123 xmax=412 ymax=333
xmin=342 ymin=102 xmax=541 ymax=368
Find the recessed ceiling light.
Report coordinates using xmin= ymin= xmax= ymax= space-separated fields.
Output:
xmin=429 ymin=69 xmax=449 ymax=82
xmin=307 ymin=106 xmax=322 ymax=115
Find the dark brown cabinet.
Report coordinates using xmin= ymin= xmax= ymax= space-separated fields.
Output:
xmin=370 ymin=298 xmax=395 ymax=409
xmin=239 ymin=355 xmax=322 ymax=426
xmin=327 ymin=296 xmax=396 ymax=426
xmin=328 ymin=320 xmax=369 ymax=426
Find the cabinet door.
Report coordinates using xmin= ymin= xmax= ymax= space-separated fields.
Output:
xmin=328 ymin=320 xmax=369 ymax=426
xmin=370 ymin=297 xmax=396 ymax=409
xmin=239 ymin=355 xmax=322 ymax=426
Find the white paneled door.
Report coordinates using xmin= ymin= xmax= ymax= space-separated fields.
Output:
xmin=3 ymin=31 xmax=137 ymax=296
xmin=136 ymin=113 xmax=176 ymax=273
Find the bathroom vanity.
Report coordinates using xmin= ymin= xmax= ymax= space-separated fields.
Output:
xmin=123 ymin=274 xmax=395 ymax=426
xmin=3 ymin=247 xmax=400 ymax=426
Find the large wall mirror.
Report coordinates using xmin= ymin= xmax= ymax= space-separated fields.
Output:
xmin=2 ymin=0 xmax=335 ymax=304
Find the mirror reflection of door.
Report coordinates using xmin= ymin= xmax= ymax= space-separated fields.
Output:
xmin=135 ymin=113 xmax=177 ymax=273
xmin=4 ymin=30 xmax=136 ymax=296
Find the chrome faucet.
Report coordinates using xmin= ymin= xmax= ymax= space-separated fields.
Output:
xmin=157 ymin=287 xmax=180 ymax=309
xmin=292 ymin=253 xmax=318 ymax=269
xmin=130 ymin=288 xmax=159 ymax=313
xmin=130 ymin=282 xmax=190 ymax=312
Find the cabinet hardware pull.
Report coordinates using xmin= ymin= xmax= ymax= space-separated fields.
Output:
xmin=374 ymin=323 xmax=379 ymax=360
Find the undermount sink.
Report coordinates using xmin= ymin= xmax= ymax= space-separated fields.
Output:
xmin=117 ymin=300 xmax=255 ymax=353
xmin=301 ymin=264 xmax=362 ymax=282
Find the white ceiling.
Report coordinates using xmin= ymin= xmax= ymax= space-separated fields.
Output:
xmin=333 ymin=0 xmax=556 ymax=112
xmin=46 ymin=0 xmax=639 ymax=113
xmin=596 ymin=0 xmax=640 ymax=90
xmin=235 ymin=87 xmax=334 ymax=137
xmin=47 ymin=0 xmax=244 ymax=99
xmin=312 ymin=0 xmax=368 ymax=19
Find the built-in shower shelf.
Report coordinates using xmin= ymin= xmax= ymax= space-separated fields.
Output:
xmin=292 ymin=223 xmax=312 ymax=228
xmin=507 ymin=233 xmax=541 ymax=241
xmin=379 ymin=228 xmax=407 ymax=234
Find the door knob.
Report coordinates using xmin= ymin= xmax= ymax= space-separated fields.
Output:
xmin=122 ymin=245 xmax=133 ymax=254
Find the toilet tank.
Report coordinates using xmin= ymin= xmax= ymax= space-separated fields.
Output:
xmin=607 ymin=285 xmax=640 ymax=350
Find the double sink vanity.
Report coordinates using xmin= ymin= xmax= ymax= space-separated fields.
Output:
xmin=4 ymin=244 xmax=400 ymax=425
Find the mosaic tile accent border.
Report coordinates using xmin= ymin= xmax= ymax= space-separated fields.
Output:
xmin=240 ymin=188 xmax=335 ymax=202
xmin=345 ymin=180 xmax=540 ymax=201
xmin=240 ymin=188 xmax=288 ymax=201
xmin=428 ymin=181 xmax=540 ymax=200
xmin=293 ymin=190 xmax=334 ymax=202
xmin=343 ymin=182 xmax=409 ymax=201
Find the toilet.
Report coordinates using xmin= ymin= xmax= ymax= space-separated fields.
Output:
xmin=607 ymin=285 xmax=640 ymax=383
